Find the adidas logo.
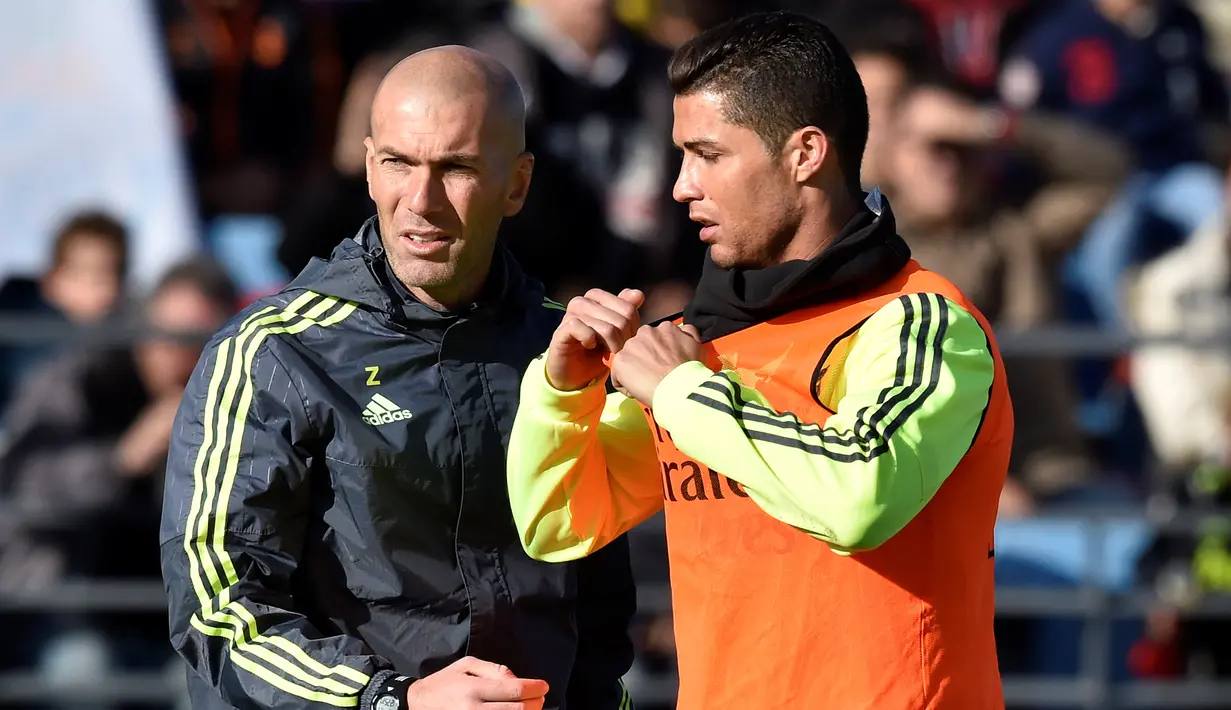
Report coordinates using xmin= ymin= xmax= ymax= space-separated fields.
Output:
xmin=362 ymin=393 xmax=413 ymax=426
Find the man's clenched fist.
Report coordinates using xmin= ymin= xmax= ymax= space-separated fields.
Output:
xmin=405 ymin=656 xmax=548 ymax=710
xmin=610 ymin=321 xmax=703 ymax=406
xmin=545 ymin=288 xmax=644 ymax=392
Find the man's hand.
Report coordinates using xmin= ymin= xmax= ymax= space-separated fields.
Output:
xmin=610 ymin=322 xmax=703 ymax=407
xmin=545 ymin=288 xmax=644 ymax=392
xmin=406 ymin=656 xmax=548 ymax=710
xmin=901 ymin=86 xmax=1009 ymax=146
xmin=115 ymin=392 xmax=183 ymax=477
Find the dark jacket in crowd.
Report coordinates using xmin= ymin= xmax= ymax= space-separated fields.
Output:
xmin=0 ymin=346 xmax=162 ymax=591
xmin=1002 ymin=0 xmax=1228 ymax=171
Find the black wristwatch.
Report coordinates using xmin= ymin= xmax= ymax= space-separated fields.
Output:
xmin=364 ymin=671 xmax=416 ymax=710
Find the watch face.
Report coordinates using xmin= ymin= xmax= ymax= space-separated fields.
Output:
xmin=376 ymin=695 xmax=401 ymax=710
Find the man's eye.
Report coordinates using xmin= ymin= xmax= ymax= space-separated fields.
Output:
xmin=699 ymin=152 xmax=720 ymax=162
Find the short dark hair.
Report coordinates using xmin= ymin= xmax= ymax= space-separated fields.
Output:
xmin=668 ymin=11 xmax=869 ymax=195
xmin=50 ymin=210 xmax=129 ymax=277
xmin=151 ymin=257 xmax=239 ymax=317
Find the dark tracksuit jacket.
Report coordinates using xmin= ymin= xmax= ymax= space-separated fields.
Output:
xmin=159 ymin=218 xmax=636 ymax=710
xmin=1003 ymin=0 xmax=1227 ymax=171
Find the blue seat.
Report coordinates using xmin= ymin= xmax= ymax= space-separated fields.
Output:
xmin=994 ymin=517 xmax=1155 ymax=682
xmin=995 ymin=517 xmax=1154 ymax=591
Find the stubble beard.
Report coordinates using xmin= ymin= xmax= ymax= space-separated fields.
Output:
xmin=716 ymin=214 xmax=800 ymax=270
xmin=373 ymin=217 xmax=453 ymax=302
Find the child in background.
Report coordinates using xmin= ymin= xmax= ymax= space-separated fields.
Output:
xmin=0 ymin=211 xmax=129 ymax=412
xmin=39 ymin=211 xmax=129 ymax=325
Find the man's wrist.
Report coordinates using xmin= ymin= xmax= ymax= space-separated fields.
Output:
xmin=527 ymin=355 xmax=608 ymax=418
xmin=361 ymin=670 xmax=417 ymax=710
xmin=650 ymin=360 xmax=714 ymax=428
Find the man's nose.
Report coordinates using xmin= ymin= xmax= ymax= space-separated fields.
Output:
xmin=404 ymin=167 xmax=445 ymax=216
xmin=672 ymin=167 xmax=702 ymax=203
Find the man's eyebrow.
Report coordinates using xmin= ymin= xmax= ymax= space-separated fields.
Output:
xmin=434 ymin=152 xmax=482 ymax=165
xmin=375 ymin=148 xmax=482 ymax=166
xmin=682 ymin=138 xmax=722 ymax=152
xmin=376 ymin=146 xmax=413 ymax=162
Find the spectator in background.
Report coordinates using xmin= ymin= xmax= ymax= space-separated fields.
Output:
xmin=881 ymin=76 xmax=1132 ymax=511
xmin=1129 ymin=166 xmax=1231 ymax=676
xmin=0 ymin=212 xmax=130 ymax=415
xmin=0 ymin=257 xmax=236 ymax=692
xmin=999 ymin=0 xmax=1230 ymax=330
xmin=907 ymin=0 xmax=1030 ymax=93
xmin=39 ymin=213 xmax=130 ymax=327
xmin=830 ymin=4 xmax=936 ymax=189
xmin=796 ymin=0 xmax=1029 ymax=94
xmin=467 ymin=0 xmax=688 ymax=313
xmin=1126 ymin=159 xmax=1231 ymax=485
xmin=0 ymin=256 xmax=237 ymax=591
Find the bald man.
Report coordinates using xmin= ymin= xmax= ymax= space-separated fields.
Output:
xmin=160 ymin=46 xmax=637 ymax=710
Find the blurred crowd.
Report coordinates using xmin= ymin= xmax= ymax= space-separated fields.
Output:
xmin=2 ymin=0 xmax=1231 ymax=705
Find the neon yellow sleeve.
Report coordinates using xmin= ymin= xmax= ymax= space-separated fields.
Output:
xmin=507 ymin=355 xmax=664 ymax=562
xmin=651 ymin=293 xmax=995 ymax=553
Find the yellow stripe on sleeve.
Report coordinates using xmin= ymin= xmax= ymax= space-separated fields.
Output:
xmin=190 ymin=615 xmax=359 ymax=707
xmin=183 ymin=292 xmax=367 ymax=700
xmin=214 ymin=294 xmax=341 ymax=586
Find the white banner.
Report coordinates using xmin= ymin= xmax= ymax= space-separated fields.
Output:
xmin=0 ymin=0 xmax=199 ymax=289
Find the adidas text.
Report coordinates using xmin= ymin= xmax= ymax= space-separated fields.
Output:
xmin=364 ymin=409 xmax=412 ymax=426
xmin=362 ymin=392 xmax=413 ymax=426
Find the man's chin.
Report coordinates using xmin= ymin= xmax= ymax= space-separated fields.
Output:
xmin=388 ymin=260 xmax=456 ymax=291
xmin=708 ymin=245 xmax=742 ymax=270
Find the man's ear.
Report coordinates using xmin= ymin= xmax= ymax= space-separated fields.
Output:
xmin=789 ymin=127 xmax=829 ymax=183
xmin=503 ymin=151 xmax=535 ymax=217
xmin=363 ymin=136 xmax=376 ymax=200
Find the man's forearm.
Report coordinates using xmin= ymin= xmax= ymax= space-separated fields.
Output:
xmin=507 ymin=356 xmax=663 ymax=562
xmin=1013 ymin=112 xmax=1132 ymax=182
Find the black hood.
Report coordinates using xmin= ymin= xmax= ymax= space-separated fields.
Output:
xmin=285 ymin=216 xmax=532 ymax=328
xmin=684 ymin=189 xmax=911 ymax=341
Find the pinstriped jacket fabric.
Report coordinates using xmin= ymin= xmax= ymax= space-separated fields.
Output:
xmin=159 ymin=218 xmax=636 ymax=710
